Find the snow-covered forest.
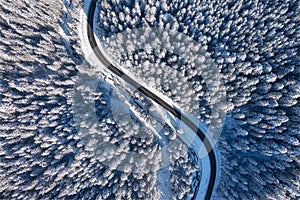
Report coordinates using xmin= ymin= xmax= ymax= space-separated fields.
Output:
xmin=0 ymin=0 xmax=200 ymax=199
xmin=96 ymin=0 xmax=300 ymax=199
xmin=0 ymin=0 xmax=299 ymax=199
xmin=72 ymin=72 xmax=201 ymax=199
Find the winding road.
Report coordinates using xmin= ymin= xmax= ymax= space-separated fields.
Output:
xmin=85 ymin=0 xmax=218 ymax=199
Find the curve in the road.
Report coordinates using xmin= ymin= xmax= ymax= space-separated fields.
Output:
xmin=86 ymin=1 xmax=217 ymax=199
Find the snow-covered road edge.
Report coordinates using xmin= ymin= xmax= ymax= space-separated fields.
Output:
xmin=79 ymin=1 xmax=221 ymax=199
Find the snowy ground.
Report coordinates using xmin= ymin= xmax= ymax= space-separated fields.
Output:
xmin=1 ymin=0 xmax=299 ymax=199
